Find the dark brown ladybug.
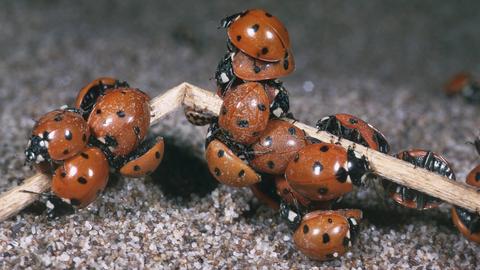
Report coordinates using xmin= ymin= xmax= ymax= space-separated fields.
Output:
xmin=205 ymin=139 xmax=260 ymax=187
xmin=119 ymin=137 xmax=164 ymax=177
xmin=218 ymin=82 xmax=270 ymax=145
xmin=293 ymin=209 xmax=362 ymax=261
xmin=25 ymin=109 xmax=90 ymax=163
xmin=88 ymin=88 xmax=151 ymax=156
xmin=382 ymin=149 xmax=455 ymax=210
xmin=316 ymin=113 xmax=390 ymax=153
xmin=285 ymin=143 xmax=369 ymax=201
xmin=249 ymin=119 xmax=306 ymax=175
xmin=232 ymin=49 xmax=294 ymax=81
xmin=51 ymin=147 xmax=109 ymax=208
xmin=74 ymin=77 xmax=129 ymax=119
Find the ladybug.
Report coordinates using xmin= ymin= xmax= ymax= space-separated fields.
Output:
xmin=382 ymin=149 xmax=455 ymax=210
xmin=88 ymin=88 xmax=151 ymax=156
xmin=205 ymin=139 xmax=260 ymax=187
xmin=215 ymin=53 xmax=241 ymax=96
xmin=51 ymin=147 xmax=109 ymax=208
xmin=249 ymin=119 xmax=306 ymax=175
xmin=451 ymin=164 xmax=480 ymax=243
xmin=218 ymin=82 xmax=270 ymax=145
xmin=264 ymin=80 xmax=291 ymax=118
xmin=74 ymin=77 xmax=129 ymax=119
xmin=444 ymin=72 xmax=480 ymax=102
xmin=25 ymin=109 xmax=90 ymax=163
xmin=285 ymin=142 xmax=370 ymax=201
xmin=231 ymin=49 xmax=294 ymax=81
xmin=316 ymin=113 xmax=390 ymax=153
xmin=292 ymin=209 xmax=362 ymax=261
xmin=119 ymin=137 xmax=165 ymax=177
xmin=222 ymin=9 xmax=291 ymax=62
xmin=275 ymin=176 xmax=333 ymax=210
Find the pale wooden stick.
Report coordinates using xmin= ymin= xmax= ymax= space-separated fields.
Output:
xmin=1 ymin=82 xmax=479 ymax=222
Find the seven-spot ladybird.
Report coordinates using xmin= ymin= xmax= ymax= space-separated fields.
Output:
xmin=218 ymin=82 xmax=270 ymax=145
xmin=293 ymin=209 xmax=361 ymax=261
xmin=223 ymin=9 xmax=291 ymax=62
xmin=232 ymin=49 xmax=294 ymax=81
xmin=25 ymin=109 xmax=90 ymax=163
xmin=382 ymin=149 xmax=455 ymax=210
xmin=74 ymin=77 xmax=129 ymax=118
xmin=316 ymin=113 xmax=390 ymax=153
xmin=88 ymin=88 xmax=151 ymax=156
xmin=249 ymin=119 xmax=306 ymax=175
xmin=119 ymin=137 xmax=165 ymax=177
xmin=51 ymin=147 xmax=109 ymax=208
xmin=205 ymin=139 xmax=261 ymax=187
xmin=285 ymin=143 xmax=369 ymax=201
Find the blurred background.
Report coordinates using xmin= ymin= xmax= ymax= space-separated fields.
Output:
xmin=1 ymin=1 xmax=480 ymax=268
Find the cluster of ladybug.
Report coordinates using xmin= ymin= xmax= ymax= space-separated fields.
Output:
xmin=184 ymin=9 xmax=480 ymax=261
xmin=25 ymin=78 xmax=164 ymax=215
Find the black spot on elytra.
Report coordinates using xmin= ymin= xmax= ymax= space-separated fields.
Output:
xmin=80 ymin=153 xmax=89 ymax=159
xmin=70 ymin=199 xmax=81 ymax=206
xmin=318 ymin=187 xmax=329 ymax=195
xmin=283 ymin=188 xmax=289 ymax=194
xmin=335 ymin=167 xmax=348 ymax=183
xmin=303 ymin=225 xmax=309 ymax=234
xmin=265 ymin=12 xmax=272 ymax=17
xmin=63 ymin=149 xmax=69 ymax=155
xmin=116 ymin=110 xmax=125 ymax=118
xmin=221 ymin=107 xmax=227 ymax=115
xmin=238 ymin=170 xmax=245 ymax=177
xmin=320 ymin=145 xmax=329 ymax=152
xmin=343 ymin=237 xmax=350 ymax=247
xmin=323 ymin=233 xmax=330 ymax=243
xmin=64 ymin=130 xmax=72 ymax=140
xmin=313 ymin=161 xmax=323 ymax=174
xmin=253 ymin=66 xmax=261 ymax=73
xmin=252 ymin=131 xmax=260 ymax=137
xmin=236 ymin=35 xmax=242 ymax=41
xmin=96 ymin=109 xmax=102 ymax=114
xmin=293 ymin=153 xmax=299 ymax=162
xmin=283 ymin=59 xmax=289 ymax=70
xmin=78 ymin=177 xmax=87 ymax=184
xmin=267 ymin=160 xmax=275 ymax=169
xmin=257 ymin=104 xmax=266 ymax=111
xmin=328 ymin=218 xmax=333 ymax=223
xmin=155 ymin=151 xmax=161 ymax=159
xmin=54 ymin=114 xmax=63 ymax=121
xmin=237 ymin=119 xmax=249 ymax=128
xmin=214 ymin=167 xmax=221 ymax=176
xmin=261 ymin=47 xmax=269 ymax=55
xmin=133 ymin=165 xmax=141 ymax=171
xmin=217 ymin=150 xmax=225 ymax=158
xmin=288 ymin=127 xmax=296 ymax=135
xmin=60 ymin=172 xmax=66 ymax=178
xmin=476 ymin=172 xmax=480 ymax=181
xmin=251 ymin=24 xmax=259 ymax=32
xmin=349 ymin=118 xmax=359 ymax=124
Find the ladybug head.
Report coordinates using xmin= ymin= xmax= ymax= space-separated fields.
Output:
xmin=279 ymin=201 xmax=303 ymax=230
xmin=214 ymin=53 xmax=239 ymax=96
xmin=25 ymin=134 xmax=50 ymax=164
xmin=219 ymin=11 xmax=243 ymax=28
xmin=346 ymin=148 xmax=370 ymax=186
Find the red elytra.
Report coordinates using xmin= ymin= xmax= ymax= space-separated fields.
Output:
xmin=232 ymin=49 xmax=294 ymax=81
xmin=444 ymin=72 xmax=472 ymax=96
xmin=51 ymin=147 xmax=109 ymax=208
xmin=88 ymin=88 xmax=151 ymax=156
xmin=227 ymin=9 xmax=290 ymax=62
xmin=119 ymin=137 xmax=165 ymax=177
xmin=218 ymin=82 xmax=270 ymax=145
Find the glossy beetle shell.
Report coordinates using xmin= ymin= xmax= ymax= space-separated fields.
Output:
xmin=51 ymin=147 xmax=109 ymax=208
xmin=250 ymin=119 xmax=306 ymax=175
xmin=232 ymin=49 xmax=294 ymax=81
xmin=88 ymin=88 xmax=150 ymax=156
xmin=227 ymin=9 xmax=290 ymax=62
xmin=119 ymin=137 xmax=165 ymax=177
xmin=218 ymin=82 xmax=270 ymax=145
xmin=285 ymin=143 xmax=354 ymax=201
xmin=28 ymin=109 xmax=90 ymax=162
xmin=205 ymin=139 xmax=260 ymax=187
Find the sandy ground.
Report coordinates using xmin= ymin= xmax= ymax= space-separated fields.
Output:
xmin=1 ymin=1 xmax=480 ymax=269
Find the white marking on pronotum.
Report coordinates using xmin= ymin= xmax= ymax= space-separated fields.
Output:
xmin=288 ymin=210 xmax=298 ymax=222
xmin=39 ymin=140 xmax=45 ymax=147
xmin=98 ymin=137 xmax=106 ymax=144
xmin=273 ymin=108 xmax=283 ymax=117
xmin=333 ymin=252 xmax=339 ymax=258
xmin=46 ymin=200 xmax=54 ymax=210
xmin=36 ymin=155 xmax=44 ymax=163
xmin=220 ymin=73 xmax=229 ymax=83
xmin=349 ymin=218 xmax=357 ymax=226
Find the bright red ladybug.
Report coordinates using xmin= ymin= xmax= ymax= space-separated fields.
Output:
xmin=119 ymin=137 xmax=165 ymax=177
xmin=232 ymin=49 xmax=294 ymax=81
xmin=222 ymin=9 xmax=291 ymax=62
xmin=205 ymin=139 xmax=260 ymax=187
xmin=218 ymin=82 xmax=270 ymax=145
xmin=88 ymin=88 xmax=151 ymax=156
xmin=74 ymin=77 xmax=129 ymax=119
xmin=316 ymin=113 xmax=390 ymax=153
xmin=451 ymin=164 xmax=480 ymax=243
xmin=285 ymin=142 xmax=369 ymax=201
xmin=25 ymin=109 xmax=90 ymax=163
xmin=249 ymin=119 xmax=306 ymax=175
xmin=382 ymin=149 xmax=455 ymax=209
xmin=51 ymin=147 xmax=109 ymax=208
xmin=293 ymin=209 xmax=362 ymax=261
